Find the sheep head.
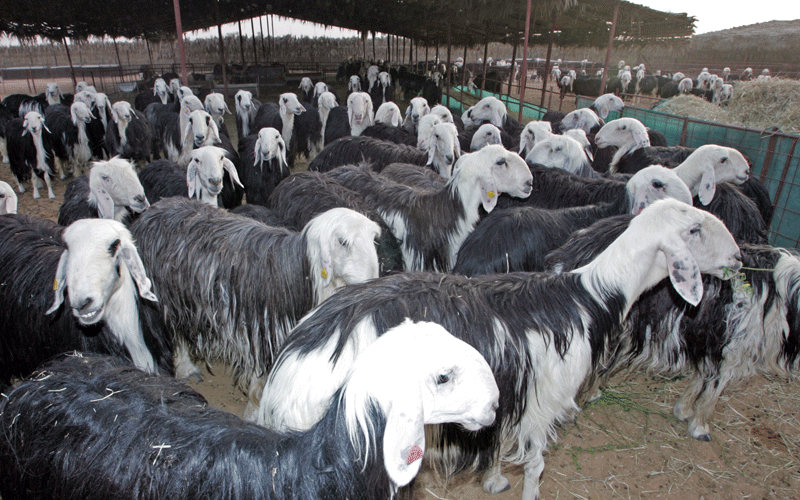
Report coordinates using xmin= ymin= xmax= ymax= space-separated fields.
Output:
xmin=519 ymin=120 xmax=552 ymax=156
xmin=454 ymin=145 xmax=532 ymax=212
xmin=374 ymin=102 xmax=402 ymax=127
xmin=526 ymin=135 xmax=591 ymax=177
xmin=594 ymin=117 xmax=650 ymax=150
xmin=254 ymin=127 xmax=288 ymax=173
xmin=299 ymin=77 xmax=313 ymax=94
xmin=429 ymin=104 xmax=454 ymax=125
xmin=405 ymin=97 xmax=430 ymax=126
xmin=183 ymin=109 xmax=220 ymax=149
xmin=313 ymin=81 xmax=329 ymax=98
xmin=317 ymin=92 xmax=338 ymax=111
xmin=46 ymin=82 xmax=62 ymax=105
xmin=235 ymin=90 xmax=255 ymax=114
xmin=22 ymin=111 xmax=48 ymax=137
xmin=625 ymin=165 xmax=693 ymax=215
xmin=346 ymin=92 xmax=373 ymax=133
xmin=468 ymin=96 xmax=507 ymax=128
xmin=560 ymin=108 xmax=602 ymax=134
xmin=470 ymin=124 xmax=502 ymax=152
xmin=0 ymin=181 xmax=18 ymax=214
xmin=70 ymin=102 xmax=95 ymax=126
xmin=592 ymin=93 xmax=624 ymax=119
xmin=279 ymin=92 xmax=306 ymax=117
xmin=204 ymin=92 xmax=231 ymax=119
xmin=88 ymin=157 xmax=149 ymax=220
xmin=416 ymin=114 xmax=442 ymax=150
xmin=153 ymin=78 xmax=168 ymax=100
xmin=187 ymin=146 xmax=242 ymax=205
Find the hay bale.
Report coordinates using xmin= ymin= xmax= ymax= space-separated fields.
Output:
xmin=655 ymin=79 xmax=800 ymax=135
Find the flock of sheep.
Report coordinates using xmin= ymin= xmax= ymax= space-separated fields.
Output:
xmin=0 ymin=61 xmax=797 ymax=500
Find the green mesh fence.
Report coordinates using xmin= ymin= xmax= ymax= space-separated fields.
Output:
xmin=445 ymin=87 xmax=548 ymax=121
xmin=575 ymin=96 xmax=800 ymax=250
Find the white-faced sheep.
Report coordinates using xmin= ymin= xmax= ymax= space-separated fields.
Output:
xmin=45 ymin=82 xmax=73 ymax=106
xmin=369 ymin=71 xmax=394 ymax=109
xmin=45 ymin=101 xmax=95 ymax=176
xmin=452 ymin=165 xmax=693 ymax=276
xmin=0 ymin=215 xmax=172 ymax=388
xmin=309 ymin=121 xmax=460 ymax=179
xmin=236 ymin=127 xmax=289 ymax=206
xmin=253 ymin=92 xmax=307 ymax=167
xmin=404 ymin=96 xmax=431 ymax=131
xmin=518 ymin=120 xmax=553 ymax=158
xmin=361 ymin=102 xmax=415 ymax=146
xmin=467 ymin=123 xmax=503 ymax=151
xmin=169 ymin=108 xmax=222 ymax=168
xmin=326 ymin=145 xmax=532 ymax=272
xmin=526 ymin=134 xmax=596 ymax=177
xmin=6 ymin=111 xmax=57 ymax=199
xmin=258 ymin=199 xmax=741 ymax=500
xmin=129 ymin=198 xmax=382 ymax=412
xmin=298 ymin=76 xmax=314 ymax=102
xmin=343 ymin=91 xmax=374 ymax=137
xmin=564 ymin=128 xmax=594 ymax=162
xmin=558 ymin=107 xmax=603 ymax=136
xmin=134 ymin=77 xmax=169 ymax=111
xmin=234 ymin=89 xmax=261 ymax=139
xmin=0 ymin=181 xmax=18 ymax=214
xmin=374 ymin=101 xmax=403 ymax=127
xmin=311 ymin=81 xmax=331 ymax=106
xmin=203 ymin=92 xmax=231 ymax=137
xmin=147 ymin=95 xmax=204 ymax=163
xmin=461 ymin=95 xmax=523 ymax=138
xmin=348 ymin=74 xmax=362 ymax=93
xmin=58 ymin=157 xmax=150 ymax=226
xmin=104 ymin=101 xmax=153 ymax=168
xmin=544 ymin=216 xmax=798 ymax=441
xmin=0 ymin=320 xmax=498 ymax=500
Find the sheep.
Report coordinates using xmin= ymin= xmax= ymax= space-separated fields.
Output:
xmin=362 ymin=104 xmax=416 ymax=146
xmin=230 ymin=203 xmax=284 ymax=226
xmin=678 ymin=77 xmax=694 ymax=94
xmin=45 ymin=82 xmax=72 ymax=106
xmin=588 ymin=93 xmax=624 ymax=120
xmin=258 ymin=198 xmax=742 ymax=500
xmin=545 ymin=217 xmax=796 ymax=440
xmin=253 ymin=92 xmax=307 ymax=167
xmin=0 ymin=215 xmax=173 ymax=387
xmin=236 ymin=127 xmax=289 ymax=206
xmin=203 ymin=92 xmax=231 ymax=137
xmin=0 ymin=102 xmax=13 ymax=163
xmin=430 ymin=104 xmax=465 ymax=132
xmin=298 ymin=76 xmax=314 ymax=102
xmin=526 ymin=134 xmax=596 ymax=178
xmin=468 ymin=123 xmax=503 ymax=151
xmin=134 ymin=78 xmax=169 ymax=112
xmin=6 ymin=111 xmax=57 ymax=199
xmin=326 ymin=145 xmax=532 ymax=272
xmin=167 ymin=108 xmax=222 ymax=168
xmin=343 ymin=91 xmax=374 ymax=137
xmin=564 ymin=128 xmax=594 ymax=163
xmin=462 ymin=95 xmax=523 ymax=138
xmin=136 ymin=160 xmax=187 ymax=204
xmin=403 ymin=96 xmax=431 ymax=131
xmin=45 ymin=101 xmax=95 ymax=176
xmin=348 ymin=74 xmax=362 ymax=93
xmin=129 ymin=198 xmax=382 ymax=410
xmin=58 ymin=157 xmax=150 ymax=227
xmin=148 ymin=95 xmax=204 ymax=163
xmin=234 ymin=89 xmax=261 ymax=139
xmin=452 ymin=165 xmax=693 ymax=276
xmin=374 ymin=101 xmax=403 ymax=127
xmin=369 ymin=71 xmax=394 ymax=109
xmin=268 ymin=171 xmax=404 ymax=276
xmin=309 ymin=121 xmax=460 ymax=179
xmin=1 ymin=92 xmax=48 ymax=117
xmin=104 ymin=101 xmax=153 ymax=169
xmin=0 ymin=180 xmax=18 ymax=214
xmin=0 ymin=320 xmax=499 ymax=500
xmin=558 ymin=107 xmax=603 ymax=135
xmin=311 ymin=81 xmax=331 ymax=106
xmin=518 ymin=120 xmax=553 ymax=158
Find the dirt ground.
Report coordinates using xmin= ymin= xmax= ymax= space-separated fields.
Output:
xmin=3 ymin=85 xmax=799 ymax=500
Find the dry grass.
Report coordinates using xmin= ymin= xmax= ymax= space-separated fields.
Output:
xmin=656 ymin=78 xmax=800 ymax=134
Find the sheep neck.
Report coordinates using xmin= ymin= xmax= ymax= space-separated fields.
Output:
xmin=104 ymin=262 xmax=157 ymax=373
xmin=280 ymin=111 xmax=295 ymax=147
xmin=117 ymin=119 xmax=129 ymax=148
xmin=444 ymin=168 xmax=487 ymax=270
xmin=609 ymin=138 xmax=643 ymax=172
xmin=30 ymin=129 xmax=48 ymax=173
xmin=671 ymin=154 xmax=703 ymax=197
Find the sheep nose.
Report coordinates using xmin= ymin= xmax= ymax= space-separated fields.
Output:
xmin=209 ymin=177 xmax=222 ymax=187
xmin=445 ymin=154 xmax=454 ymax=164
xmin=77 ymin=297 xmax=95 ymax=312
xmin=195 ymin=134 xmax=205 ymax=141
xmin=412 ymin=114 xmax=419 ymax=120
xmin=134 ymin=194 xmax=145 ymax=204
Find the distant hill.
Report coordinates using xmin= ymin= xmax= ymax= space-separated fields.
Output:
xmin=690 ymin=20 xmax=800 ymax=64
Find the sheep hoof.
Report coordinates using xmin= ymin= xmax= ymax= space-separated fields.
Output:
xmin=587 ymin=389 xmax=603 ymax=403
xmin=483 ymin=475 xmax=510 ymax=494
xmin=694 ymin=433 xmax=712 ymax=442
xmin=689 ymin=422 xmax=711 ymax=441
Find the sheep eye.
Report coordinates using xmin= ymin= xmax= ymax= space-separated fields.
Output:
xmin=283 ymin=98 xmax=288 ymax=103
xmin=495 ymin=158 xmax=507 ymax=166
xmin=108 ymin=239 xmax=121 ymax=255
xmin=689 ymin=226 xmax=701 ymax=235
xmin=621 ymin=125 xmax=627 ymax=130
xmin=237 ymin=95 xmax=241 ymax=101
xmin=652 ymin=180 xmax=664 ymax=189
xmin=338 ymin=237 xmax=347 ymax=247
xmin=720 ymin=157 xmax=728 ymax=163
xmin=189 ymin=117 xmax=193 ymax=123
xmin=436 ymin=372 xmax=452 ymax=385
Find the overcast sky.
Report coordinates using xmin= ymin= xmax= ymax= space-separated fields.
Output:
xmin=627 ymin=1 xmax=800 ymax=34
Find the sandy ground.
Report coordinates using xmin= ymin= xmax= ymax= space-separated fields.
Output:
xmin=3 ymin=85 xmax=799 ymax=500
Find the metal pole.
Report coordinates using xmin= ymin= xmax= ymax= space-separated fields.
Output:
xmin=540 ymin=8 xmax=555 ymax=108
xmin=251 ymin=17 xmax=258 ymax=65
xmin=260 ymin=16 xmax=267 ymax=61
xmin=62 ymin=37 xmax=77 ymax=88
xmin=215 ymin=0 xmax=229 ymax=98
xmin=113 ymin=38 xmax=125 ymax=80
xmin=172 ymin=0 xmax=189 ymax=85
xmin=506 ymin=42 xmax=517 ymax=100
xmin=446 ymin=26 xmax=452 ymax=107
xmin=238 ymin=21 xmax=246 ymax=65
xmin=481 ymin=41 xmax=488 ymax=92
xmin=601 ymin=0 xmax=620 ymax=94
xmin=519 ymin=0 xmax=532 ymax=121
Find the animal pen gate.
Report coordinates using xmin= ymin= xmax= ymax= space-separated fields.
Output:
xmin=575 ymin=95 xmax=800 ymax=250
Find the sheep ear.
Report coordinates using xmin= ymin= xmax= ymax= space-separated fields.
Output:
xmin=404 ymin=105 xmax=411 ymax=120
xmin=631 ymin=184 xmax=653 ymax=215
xmin=110 ymin=107 xmax=120 ymax=124
xmin=183 ymin=120 xmax=193 ymax=144
xmin=479 ymin=175 xmax=499 ymax=213
xmin=46 ymin=250 xmax=69 ymax=315
xmin=492 ymin=105 xmax=504 ymax=128
xmin=382 ymin=395 xmax=426 ymax=488
xmin=519 ymin=134 xmax=530 ymax=155
xmin=253 ymin=137 xmax=264 ymax=169
xmin=633 ymin=127 xmax=650 ymax=149
xmin=187 ymin=162 xmax=198 ymax=198
xmin=22 ymin=119 xmax=29 ymax=135
xmin=426 ymin=145 xmax=436 ymax=166
xmin=224 ymin=102 xmax=231 ymax=115
xmin=92 ymin=180 xmax=116 ymax=220
xmin=209 ymin=120 xmax=221 ymax=143
xmin=697 ymin=164 xmax=717 ymax=206
xmin=223 ymin=157 xmax=244 ymax=188
xmin=366 ymin=99 xmax=374 ymax=125
xmin=280 ymin=100 xmax=287 ymax=116
xmin=597 ymin=103 xmax=609 ymax=119
xmin=662 ymin=236 xmax=703 ymax=306
xmin=347 ymin=105 xmax=354 ymax=128
xmin=120 ymin=242 xmax=158 ymax=302
xmin=4 ymin=192 xmax=17 ymax=214
xmin=279 ymin=141 xmax=288 ymax=169
xmin=319 ymin=243 xmax=333 ymax=287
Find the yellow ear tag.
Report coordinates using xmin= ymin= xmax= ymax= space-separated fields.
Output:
xmin=53 ymin=278 xmax=59 ymax=291
xmin=488 ymin=191 xmax=496 ymax=198
xmin=321 ymin=268 xmax=328 ymax=280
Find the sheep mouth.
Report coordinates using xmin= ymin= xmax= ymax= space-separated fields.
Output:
xmin=460 ymin=415 xmax=496 ymax=431
xmin=130 ymin=201 xmax=149 ymax=213
xmin=74 ymin=306 xmax=104 ymax=325
xmin=193 ymin=138 xmax=205 ymax=147
xmin=207 ymin=185 xmax=223 ymax=196
xmin=735 ymin=174 xmax=749 ymax=183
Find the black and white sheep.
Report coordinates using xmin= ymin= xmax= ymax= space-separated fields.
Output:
xmin=134 ymin=77 xmax=169 ymax=111
xmin=204 ymin=92 xmax=231 ymax=138
xmin=258 ymin=199 xmax=741 ymax=500
xmin=1 ymin=92 xmax=48 ymax=117
xmin=544 ymin=217 xmax=798 ymax=441
xmin=326 ymin=145 xmax=532 ymax=272
xmin=236 ymin=127 xmax=289 ymax=206
xmin=235 ymin=89 xmax=261 ymax=139
xmin=58 ymin=157 xmax=150 ymax=226
xmin=299 ymin=76 xmax=314 ymax=102
xmin=518 ymin=121 xmax=553 ymax=158
xmin=128 ymin=197 xmax=382 ymax=413
xmin=465 ymin=123 xmax=503 ymax=151
xmin=0 ymin=180 xmax=18 ymax=214
xmin=403 ymin=96 xmax=431 ymax=131
xmin=45 ymin=101 xmax=95 ymax=176
xmin=461 ymin=95 xmax=523 ymax=138
xmin=588 ymin=93 xmax=624 ymax=120
xmin=0 ymin=320 xmax=498 ymax=500
xmin=0 ymin=102 xmax=14 ymax=163
xmin=374 ymin=101 xmax=403 ymax=127
xmin=369 ymin=71 xmax=394 ymax=109
xmin=526 ymin=134 xmax=596 ymax=177
xmin=252 ymin=92 xmax=306 ymax=167
xmin=453 ymin=165 xmax=693 ymax=276
xmin=6 ymin=111 xmax=57 ymax=199
xmin=0 ymin=215 xmax=173 ymax=387
xmin=104 ymin=101 xmax=153 ymax=168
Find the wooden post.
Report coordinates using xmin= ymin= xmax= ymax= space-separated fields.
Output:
xmin=481 ymin=41 xmax=488 ymax=92
xmin=215 ymin=0 xmax=229 ymax=97
xmin=519 ymin=0 xmax=532 ymax=121
xmin=62 ymin=37 xmax=77 ymax=88
xmin=146 ymin=38 xmax=155 ymax=69
xmin=600 ymin=0 xmax=620 ymax=94
xmin=259 ymin=15 xmax=267 ymax=62
xmin=460 ymin=45 xmax=467 ymax=104
xmin=445 ymin=25 xmax=452 ymax=107
xmin=506 ymin=43 xmax=517 ymax=100
xmin=113 ymin=38 xmax=125 ymax=80
xmin=238 ymin=21 xmax=246 ymax=65
xmin=540 ymin=8 xmax=556 ymax=108
xmin=251 ymin=17 xmax=258 ymax=65
xmin=172 ymin=0 xmax=189 ymax=85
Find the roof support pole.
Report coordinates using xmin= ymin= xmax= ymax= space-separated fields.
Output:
xmin=425 ymin=45 xmax=429 ymax=73
xmin=387 ymin=35 xmax=391 ymax=64
xmin=600 ymin=0 xmax=621 ymax=95
xmin=171 ymin=0 xmax=188 ymax=85
xmin=260 ymin=16 xmax=267 ymax=61
xmin=215 ymin=0 xmax=229 ymax=98
xmin=506 ymin=42 xmax=517 ymax=101
xmin=519 ymin=0 xmax=532 ymax=121
xmin=480 ymin=41 xmax=488 ymax=92
xmin=446 ymin=24 xmax=452 ymax=107
xmin=540 ymin=8 xmax=555 ymax=108
xmin=460 ymin=44 xmax=468 ymax=105
xmin=113 ymin=38 xmax=125 ymax=80
xmin=146 ymin=38 xmax=154 ymax=69
xmin=271 ymin=15 xmax=275 ymax=58
xmin=372 ymin=32 xmax=376 ymax=61
xmin=238 ymin=21 xmax=246 ymax=65
xmin=251 ymin=17 xmax=258 ymax=65
xmin=62 ymin=37 xmax=77 ymax=88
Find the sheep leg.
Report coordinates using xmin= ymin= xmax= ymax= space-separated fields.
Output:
xmin=520 ymin=453 xmax=545 ymax=500
xmin=481 ymin=461 xmax=510 ymax=494
xmin=32 ymin=173 xmax=43 ymax=199
xmin=43 ymin=170 xmax=55 ymax=199
xmin=0 ymin=137 xmax=8 ymax=163
xmin=686 ymin=369 xmax=735 ymax=442
xmin=174 ymin=340 xmax=204 ymax=382
xmin=55 ymin=157 xmax=66 ymax=179
xmin=673 ymin=374 xmax=706 ymax=424
xmin=12 ymin=173 xmax=25 ymax=193
xmin=243 ymin=373 xmax=266 ymax=422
